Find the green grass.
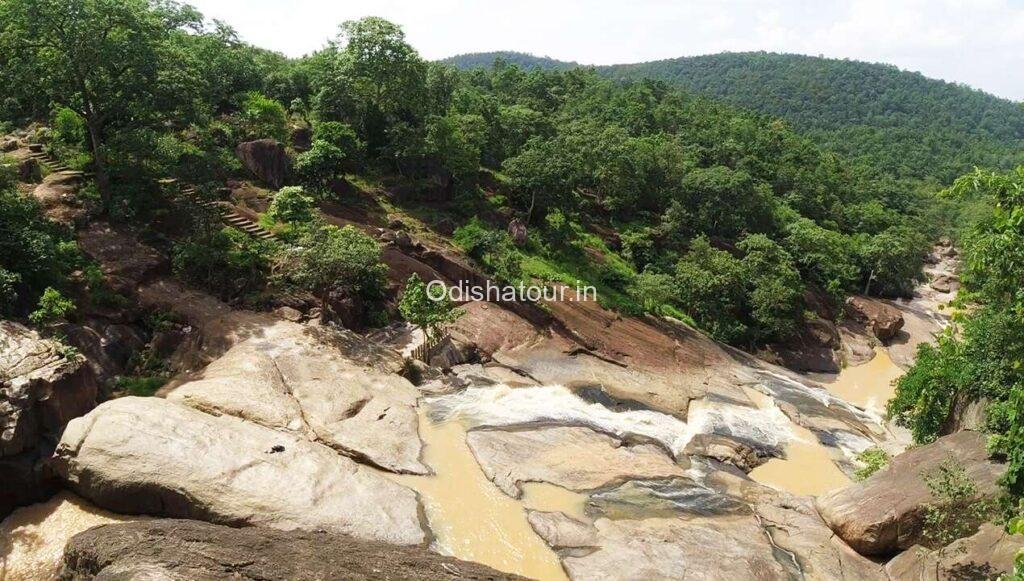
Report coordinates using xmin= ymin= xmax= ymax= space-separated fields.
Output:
xmin=115 ymin=375 xmax=167 ymax=397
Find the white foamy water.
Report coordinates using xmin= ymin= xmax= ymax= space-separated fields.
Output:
xmin=429 ymin=384 xmax=696 ymax=456
xmin=427 ymin=384 xmax=804 ymax=459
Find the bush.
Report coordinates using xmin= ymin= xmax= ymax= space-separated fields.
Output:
xmin=265 ymin=186 xmax=316 ymax=225
xmin=453 ymin=217 xmax=522 ymax=284
xmin=921 ymin=457 xmax=997 ymax=548
xmin=114 ymin=375 xmax=167 ymax=397
xmin=172 ymin=228 xmax=277 ymax=302
xmin=295 ymin=141 xmax=347 ymax=189
xmin=628 ymin=269 xmax=675 ymax=314
xmin=28 ymin=287 xmax=75 ymax=326
xmin=52 ymin=107 xmax=85 ymax=148
xmin=0 ymin=189 xmax=80 ymax=316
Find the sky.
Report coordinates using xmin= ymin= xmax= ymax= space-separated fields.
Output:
xmin=186 ymin=0 xmax=1024 ymax=101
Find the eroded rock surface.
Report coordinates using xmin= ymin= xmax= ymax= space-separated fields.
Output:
xmin=816 ymin=430 xmax=1004 ymax=556
xmin=59 ymin=519 xmax=523 ymax=580
xmin=884 ymin=523 xmax=1024 ymax=580
xmin=167 ymin=326 xmax=427 ymax=475
xmin=51 ymin=397 xmax=427 ymax=545
xmin=466 ymin=425 xmax=687 ymax=497
xmin=529 ymin=511 xmax=791 ymax=580
xmin=1 ymin=321 xmax=97 ymax=516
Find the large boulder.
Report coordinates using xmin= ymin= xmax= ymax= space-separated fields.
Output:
xmin=76 ymin=222 xmax=167 ymax=294
xmin=51 ymin=397 xmax=427 ymax=545
xmin=1 ymin=321 xmax=98 ymax=516
xmin=236 ymin=139 xmax=289 ymax=189
xmin=816 ymin=431 xmax=1005 ymax=556
xmin=59 ymin=519 xmax=524 ymax=580
xmin=844 ymin=296 xmax=904 ymax=341
xmin=884 ymin=523 xmax=1024 ymax=580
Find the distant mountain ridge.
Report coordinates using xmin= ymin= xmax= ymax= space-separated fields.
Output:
xmin=443 ymin=51 xmax=1024 ymax=182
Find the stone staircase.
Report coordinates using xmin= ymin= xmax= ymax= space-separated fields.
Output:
xmin=27 ymin=143 xmax=89 ymax=180
xmin=176 ymin=182 xmax=275 ymax=241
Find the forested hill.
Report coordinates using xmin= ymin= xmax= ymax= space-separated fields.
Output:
xmin=443 ymin=51 xmax=578 ymax=71
xmin=445 ymin=51 xmax=1024 ymax=183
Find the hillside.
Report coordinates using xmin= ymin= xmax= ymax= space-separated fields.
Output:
xmin=446 ymin=51 xmax=1024 ymax=182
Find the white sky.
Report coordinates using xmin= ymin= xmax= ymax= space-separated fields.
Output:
xmin=187 ymin=0 xmax=1024 ymax=101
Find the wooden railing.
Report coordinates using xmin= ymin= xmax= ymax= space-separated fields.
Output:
xmin=409 ymin=331 xmax=449 ymax=363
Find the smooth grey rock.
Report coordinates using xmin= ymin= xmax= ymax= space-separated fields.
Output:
xmin=52 ymin=397 xmax=427 ymax=545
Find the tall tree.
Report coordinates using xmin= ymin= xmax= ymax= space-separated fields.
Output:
xmin=0 ymin=0 xmax=199 ymax=205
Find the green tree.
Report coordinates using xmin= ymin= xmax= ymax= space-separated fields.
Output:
xmin=737 ymin=233 xmax=804 ymax=341
xmin=0 ymin=0 xmax=201 ymax=204
xmin=399 ymin=273 xmax=462 ymax=341
xmin=241 ymin=91 xmax=288 ymax=141
xmin=288 ymin=224 xmax=388 ymax=308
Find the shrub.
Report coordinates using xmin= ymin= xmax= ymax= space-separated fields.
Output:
xmin=52 ymin=107 xmax=85 ymax=148
xmin=288 ymin=224 xmax=388 ymax=304
xmin=921 ymin=457 xmax=997 ymax=548
xmin=28 ymin=287 xmax=75 ymax=326
xmin=172 ymin=228 xmax=277 ymax=302
xmin=295 ymin=141 xmax=347 ymax=189
xmin=265 ymin=186 xmax=316 ymax=225
xmin=628 ymin=269 xmax=676 ymax=314
xmin=114 ymin=375 xmax=167 ymax=397
xmin=1 ymin=188 xmax=81 ymax=316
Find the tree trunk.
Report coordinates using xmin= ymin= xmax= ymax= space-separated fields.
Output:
xmin=84 ymin=116 xmax=110 ymax=209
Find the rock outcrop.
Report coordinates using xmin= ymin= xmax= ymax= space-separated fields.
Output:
xmin=59 ymin=519 xmax=524 ymax=580
xmin=844 ymin=296 xmax=905 ymax=341
xmin=884 ymin=523 xmax=1024 ymax=580
xmin=52 ymin=397 xmax=427 ymax=545
xmin=1 ymin=321 xmax=98 ymax=517
xmin=167 ymin=328 xmax=428 ymax=475
xmin=236 ymin=139 xmax=289 ymax=189
xmin=816 ymin=431 xmax=1005 ymax=556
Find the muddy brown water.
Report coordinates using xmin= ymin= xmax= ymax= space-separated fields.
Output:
xmin=0 ymin=492 xmax=137 ymax=581
xmin=391 ymin=410 xmax=584 ymax=581
xmin=749 ymin=347 xmax=907 ymax=496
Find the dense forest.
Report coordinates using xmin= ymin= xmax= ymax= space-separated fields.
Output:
xmin=446 ymin=51 xmax=1024 ymax=183
xmin=1 ymin=2 xmax=945 ymax=351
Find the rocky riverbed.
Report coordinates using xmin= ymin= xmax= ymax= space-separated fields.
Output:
xmin=2 ymin=221 xmax=1015 ymax=580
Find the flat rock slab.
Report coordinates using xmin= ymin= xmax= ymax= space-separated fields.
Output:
xmin=466 ymin=425 xmax=688 ymax=497
xmin=59 ymin=519 xmax=525 ymax=580
xmin=528 ymin=511 xmax=791 ymax=580
xmin=816 ymin=430 xmax=1005 ymax=556
xmin=52 ymin=397 xmax=427 ymax=545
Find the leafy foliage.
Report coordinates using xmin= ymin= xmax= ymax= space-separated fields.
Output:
xmin=890 ymin=165 xmax=1024 ymax=502
xmin=448 ymin=51 xmax=1024 ymax=183
xmin=921 ymin=457 xmax=997 ymax=548
xmin=398 ymin=274 xmax=462 ymax=340
xmin=172 ymin=227 xmax=277 ymax=302
xmin=854 ymin=448 xmax=891 ymax=481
